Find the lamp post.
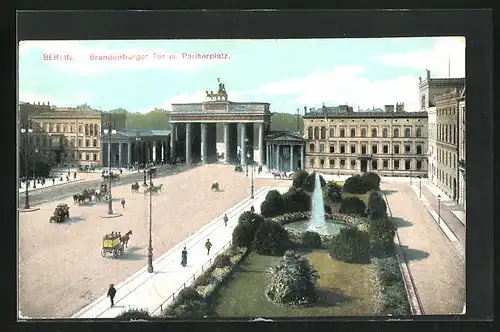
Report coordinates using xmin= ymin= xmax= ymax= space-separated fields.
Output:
xmin=32 ymin=147 xmax=39 ymax=188
xmin=135 ymin=132 xmax=141 ymax=173
xmin=147 ymin=169 xmax=154 ymax=273
xmin=20 ymin=123 xmax=33 ymax=210
xmin=143 ymin=169 xmax=147 ymax=186
xmin=410 ymin=165 xmax=413 ymax=185
xmin=418 ymin=175 xmax=422 ymax=198
xmin=437 ymin=194 xmax=441 ymax=223
xmin=103 ymin=118 xmax=117 ymax=215
xmin=245 ymin=137 xmax=250 ymax=177
xmin=247 ymin=152 xmax=254 ymax=199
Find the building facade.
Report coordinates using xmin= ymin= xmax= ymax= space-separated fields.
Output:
xmin=457 ymin=88 xmax=466 ymax=210
xmin=418 ymin=69 xmax=465 ymax=183
xmin=435 ymin=87 xmax=463 ymax=201
xmin=303 ymin=105 xmax=428 ymax=177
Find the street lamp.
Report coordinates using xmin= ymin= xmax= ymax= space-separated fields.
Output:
xmin=103 ymin=119 xmax=117 ymax=215
xmin=410 ymin=165 xmax=413 ymax=185
xmin=143 ymin=169 xmax=147 ymax=186
xmin=20 ymin=124 xmax=33 ymax=210
xmin=135 ymin=132 xmax=141 ymax=173
xmin=418 ymin=175 xmax=422 ymax=198
xmin=32 ymin=147 xmax=39 ymax=188
xmin=245 ymin=137 xmax=250 ymax=177
xmin=247 ymin=152 xmax=254 ymax=199
xmin=147 ymin=170 xmax=154 ymax=273
xmin=437 ymin=194 xmax=441 ymax=223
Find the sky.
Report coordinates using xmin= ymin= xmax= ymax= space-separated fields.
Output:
xmin=18 ymin=37 xmax=465 ymax=114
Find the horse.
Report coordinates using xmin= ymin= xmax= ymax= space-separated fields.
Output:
xmin=131 ymin=182 xmax=140 ymax=193
xmin=156 ymin=184 xmax=163 ymax=192
xmin=120 ymin=230 xmax=133 ymax=248
xmin=271 ymin=171 xmax=282 ymax=179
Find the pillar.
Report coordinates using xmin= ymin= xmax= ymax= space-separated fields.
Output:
xmin=118 ymin=143 xmax=123 ymax=167
xmin=201 ymin=123 xmax=208 ymax=164
xmin=100 ymin=143 xmax=105 ymax=167
xmin=301 ymin=145 xmax=304 ymax=170
xmin=266 ymin=144 xmax=270 ymax=169
xmin=224 ymin=123 xmax=230 ymax=164
xmin=152 ymin=141 xmax=157 ymax=163
xmin=275 ymin=145 xmax=280 ymax=170
xmin=127 ymin=142 xmax=131 ymax=165
xmin=258 ymin=123 xmax=264 ymax=166
xmin=170 ymin=123 xmax=176 ymax=162
xmin=161 ymin=140 xmax=165 ymax=163
xmin=290 ymin=144 xmax=294 ymax=172
xmin=186 ymin=123 xmax=192 ymax=163
xmin=240 ymin=123 xmax=247 ymax=165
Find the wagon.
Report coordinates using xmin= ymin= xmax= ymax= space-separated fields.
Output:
xmin=101 ymin=234 xmax=124 ymax=258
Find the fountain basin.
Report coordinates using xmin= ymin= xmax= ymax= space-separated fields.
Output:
xmin=284 ymin=219 xmax=348 ymax=235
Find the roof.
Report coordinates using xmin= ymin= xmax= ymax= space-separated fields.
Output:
xmin=265 ymin=131 xmax=305 ymax=142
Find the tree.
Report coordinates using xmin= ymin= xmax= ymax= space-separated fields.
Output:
xmin=343 ymin=174 xmax=372 ymax=194
xmin=329 ymin=227 xmax=370 ymax=263
xmin=339 ymin=197 xmax=366 ymax=216
xmin=292 ymin=170 xmax=309 ymax=189
xmin=369 ymin=216 xmax=396 ymax=255
xmin=282 ymin=187 xmax=310 ymax=213
xmin=232 ymin=214 xmax=265 ymax=248
xmin=252 ymin=220 xmax=289 ymax=256
xmin=367 ymin=191 xmax=387 ymax=220
xmin=361 ymin=172 xmax=381 ymax=191
xmin=260 ymin=190 xmax=285 ymax=217
xmin=303 ymin=172 xmax=326 ymax=192
xmin=324 ymin=181 xmax=343 ymax=203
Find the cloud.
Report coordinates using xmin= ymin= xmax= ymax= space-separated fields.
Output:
xmin=19 ymin=41 xmax=226 ymax=76
xmin=375 ymin=37 xmax=465 ymax=78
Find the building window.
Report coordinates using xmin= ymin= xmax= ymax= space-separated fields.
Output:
xmin=85 ymin=124 xmax=89 ymax=135
xmin=394 ymin=160 xmax=400 ymax=169
xmin=350 ymin=128 xmax=356 ymax=137
xmin=309 ymin=158 xmax=315 ymax=167
xmin=94 ymin=139 xmax=98 ymax=147
xmin=421 ymin=95 xmax=425 ymax=109
xmin=309 ymin=143 xmax=315 ymax=152
xmin=314 ymin=127 xmax=319 ymax=139
xmin=94 ymin=124 xmax=99 ymax=135
xmin=416 ymin=128 xmax=422 ymax=138
xmin=90 ymin=125 xmax=94 ymax=136
xmin=85 ymin=139 xmax=90 ymax=147
xmin=361 ymin=128 xmax=367 ymax=137
xmin=319 ymin=143 xmax=325 ymax=153
xmin=93 ymin=153 xmax=98 ymax=161
xmin=416 ymin=160 xmax=422 ymax=170
xmin=383 ymin=145 xmax=388 ymax=154
xmin=79 ymin=125 xmax=83 ymax=133
xmin=340 ymin=129 xmax=345 ymax=137
xmin=308 ymin=127 xmax=313 ymax=139
xmin=85 ymin=153 xmax=89 ymax=161
xmin=78 ymin=139 xmax=82 ymax=147
xmin=329 ymin=145 xmax=335 ymax=153
xmin=70 ymin=124 xmax=74 ymax=132
xmin=78 ymin=152 xmax=83 ymax=160
xmin=329 ymin=128 xmax=335 ymax=137
xmin=393 ymin=128 xmax=399 ymax=138
xmin=371 ymin=128 xmax=377 ymax=137
xmin=42 ymin=137 xmax=47 ymax=146
xmin=350 ymin=145 xmax=356 ymax=154
xmin=382 ymin=128 xmax=388 ymax=138
xmin=361 ymin=145 xmax=367 ymax=154
xmin=405 ymin=144 xmax=411 ymax=154
xmin=371 ymin=144 xmax=377 ymax=154
xmin=320 ymin=159 xmax=325 ymax=168
xmin=329 ymin=159 xmax=335 ymax=168
xmin=405 ymin=128 xmax=411 ymax=138
xmin=56 ymin=124 xmax=61 ymax=132
xmin=371 ymin=160 xmax=378 ymax=170
xmin=320 ymin=127 xmax=326 ymax=139
xmin=340 ymin=144 xmax=346 ymax=154
xmin=350 ymin=159 xmax=356 ymax=169
xmin=394 ymin=145 xmax=399 ymax=154
xmin=63 ymin=125 xmax=67 ymax=132
xmin=405 ymin=160 xmax=411 ymax=170
xmin=340 ymin=159 xmax=346 ymax=168
xmin=383 ymin=159 xmax=389 ymax=169
xmin=416 ymin=145 xmax=422 ymax=154
xmin=71 ymin=139 xmax=75 ymax=147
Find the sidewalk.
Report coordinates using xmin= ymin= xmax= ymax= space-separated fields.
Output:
xmin=19 ymin=177 xmax=85 ymax=193
xmin=72 ymin=185 xmax=289 ymax=319
xmin=422 ymin=179 xmax=466 ymax=226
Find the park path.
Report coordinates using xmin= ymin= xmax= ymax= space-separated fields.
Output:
xmin=383 ymin=182 xmax=465 ymax=315
xmin=18 ymin=164 xmax=284 ymax=318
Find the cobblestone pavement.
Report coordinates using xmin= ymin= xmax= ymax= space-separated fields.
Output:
xmin=383 ymin=182 xmax=465 ymax=315
xmin=18 ymin=164 xmax=286 ymax=318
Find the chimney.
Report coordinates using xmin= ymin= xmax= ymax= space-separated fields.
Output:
xmin=426 ymin=69 xmax=431 ymax=80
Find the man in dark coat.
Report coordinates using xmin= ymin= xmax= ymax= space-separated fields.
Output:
xmin=107 ymin=284 xmax=117 ymax=307
xmin=223 ymin=214 xmax=228 ymax=227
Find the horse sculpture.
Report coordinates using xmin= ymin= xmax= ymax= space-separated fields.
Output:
xmin=120 ymin=230 xmax=133 ymax=248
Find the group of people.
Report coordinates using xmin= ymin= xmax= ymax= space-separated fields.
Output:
xmin=179 ymin=239 xmax=213 ymax=268
xmin=104 ymin=231 xmax=121 ymax=240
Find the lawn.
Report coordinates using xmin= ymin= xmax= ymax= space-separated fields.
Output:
xmin=212 ymin=250 xmax=375 ymax=317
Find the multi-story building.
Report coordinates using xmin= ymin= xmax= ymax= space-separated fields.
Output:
xmin=303 ymin=104 xmax=428 ymax=177
xmin=418 ymin=69 xmax=465 ymax=182
xmin=24 ymin=104 xmax=102 ymax=167
xmin=435 ymin=87 xmax=463 ymax=201
xmin=457 ymin=87 xmax=466 ymax=210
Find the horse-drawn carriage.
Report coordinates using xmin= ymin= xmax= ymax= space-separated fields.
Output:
xmin=102 ymin=172 xmax=120 ymax=180
xmin=73 ymin=188 xmax=95 ymax=204
xmin=144 ymin=183 xmax=163 ymax=194
xmin=271 ymin=170 xmax=294 ymax=179
xmin=49 ymin=204 xmax=70 ymax=223
xmin=101 ymin=230 xmax=133 ymax=258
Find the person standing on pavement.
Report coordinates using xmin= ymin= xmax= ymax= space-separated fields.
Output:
xmin=107 ymin=284 xmax=117 ymax=307
xmin=223 ymin=214 xmax=228 ymax=227
xmin=121 ymin=198 xmax=126 ymax=209
xmin=205 ymin=239 xmax=212 ymax=255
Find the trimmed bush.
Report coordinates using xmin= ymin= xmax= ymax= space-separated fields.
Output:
xmin=343 ymin=174 xmax=372 ymax=194
xmin=282 ymin=187 xmax=310 ymax=213
xmin=175 ymin=286 xmax=202 ymax=305
xmin=292 ymin=170 xmax=309 ymax=189
xmin=266 ymin=250 xmax=319 ymax=307
xmin=115 ymin=308 xmax=152 ymax=320
xmin=302 ymin=231 xmax=322 ymax=249
xmin=324 ymin=181 xmax=343 ymax=203
xmin=232 ymin=214 xmax=265 ymax=248
xmin=369 ymin=216 xmax=396 ymax=255
xmin=252 ymin=220 xmax=289 ymax=256
xmin=303 ymin=172 xmax=326 ymax=192
xmin=372 ymin=257 xmax=401 ymax=286
xmin=339 ymin=197 xmax=367 ymax=216
xmin=361 ymin=172 xmax=381 ymax=191
xmin=367 ymin=191 xmax=387 ymax=220
xmin=234 ymin=165 xmax=243 ymax=172
xmin=329 ymin=227 xmax=370 ymax=263
xmin=260 ymin=190 xmax=285 ymax=217
xmin=238 ymin=211 xmax=261 ymax=224
xmin=213 ymin=253 xmax=232 ymax=268
xmin=163 ymin=299 xmax=216 ymax=318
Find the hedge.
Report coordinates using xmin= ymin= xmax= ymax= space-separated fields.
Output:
xmin=339 ymin=197 xmax=367 ymax=216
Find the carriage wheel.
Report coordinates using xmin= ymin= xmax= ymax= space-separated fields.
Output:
xmin=101 ymin=249 xmax=106 ymax=258
xmin=112 ymin=250 xmax=119 ymax=259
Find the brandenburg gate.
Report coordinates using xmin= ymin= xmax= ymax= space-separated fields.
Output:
xmin=169 ymin=80 xmax=271 ymax=166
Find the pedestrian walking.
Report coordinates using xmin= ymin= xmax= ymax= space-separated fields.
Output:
xmin=120 ymin=169 xmax=123 ymax=175
xmin=121 ymin=198 xmax=126 ymax=209
xmin=205 ymin=239 xmax=212 ymax=255
xmin=223 ymin=214 xmax=228 ymax=227
xmin=73 ymin=172 xmax=77 ymax=180
xmin=107 ymin=284 xmax=117 ymax=307
xmin=52 ymin=178 xmax=55 ymax=185
xmin=181 ymin=247 xmax=188 ymax=267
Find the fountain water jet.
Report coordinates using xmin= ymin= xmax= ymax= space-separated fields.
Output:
xmin=308 ymin=173 xmax=327 ymax=234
